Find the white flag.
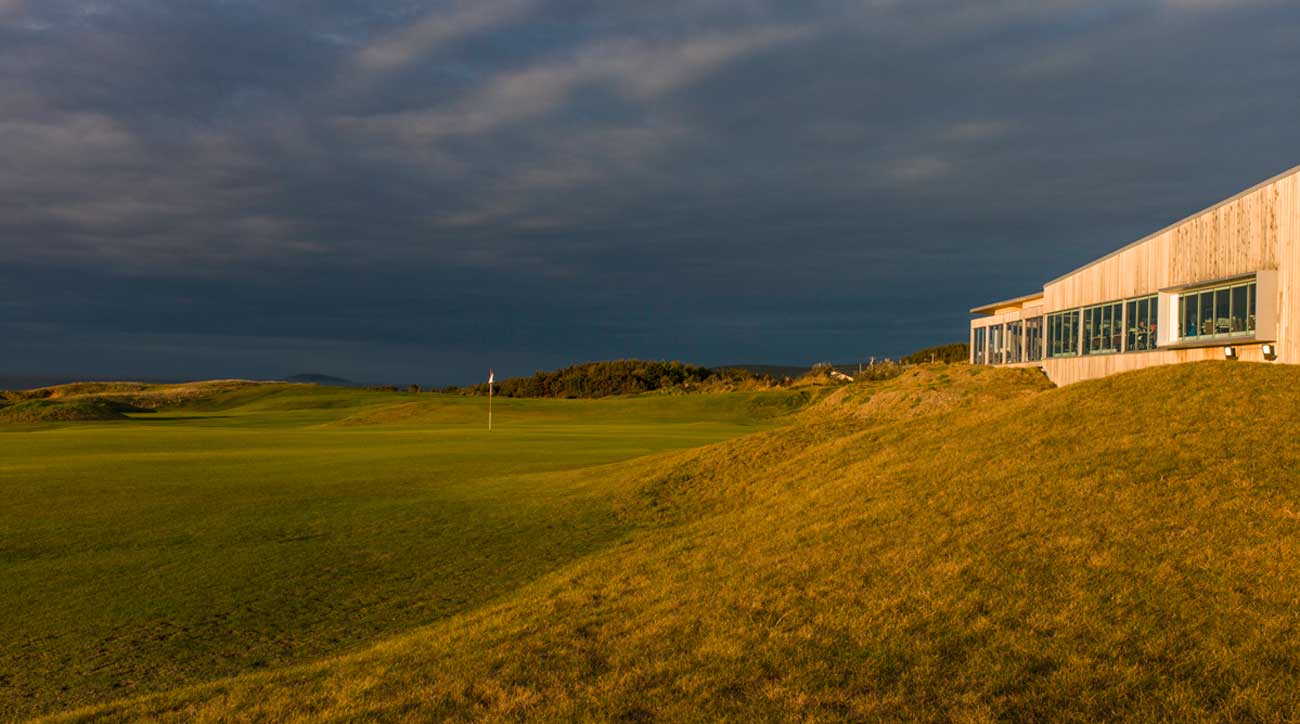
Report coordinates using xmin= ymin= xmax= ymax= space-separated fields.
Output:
xmin=488 ymin=369 xmax=494 ymax=384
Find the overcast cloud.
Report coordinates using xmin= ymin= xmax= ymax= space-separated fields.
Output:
xmin=2 ymin=0 xmax=1297 ymax=384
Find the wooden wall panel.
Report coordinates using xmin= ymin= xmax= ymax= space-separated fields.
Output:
xmin=1276 ymin=174 xmax=1300 ymax=364
xmin=1044 ymin=345 xmax=1271 ymax=387
xmin=977 ymin=165 xmax=1300 ymax=386
xmin=1044 ymin=178 xmax=1288 ymax=313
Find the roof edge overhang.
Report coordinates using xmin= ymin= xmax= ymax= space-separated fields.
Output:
xmin=1043 ymin=162 xmax=1300 ymax=288
xmin=969 ymin=291 xmax=1045 ymax=316
xmin=1158 ymin=270 xmax=1260 ymax=293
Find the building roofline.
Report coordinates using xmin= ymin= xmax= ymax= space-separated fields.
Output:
xmin=1157 ymin=270 xmax=1259 ymax=293
xmin=969 ymin=291 xmax=1044 ymax=316
xmin=1043 ymin=163 xmax=1300 ymax=287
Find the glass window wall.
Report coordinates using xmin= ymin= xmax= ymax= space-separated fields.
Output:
xmin=1047 ymin=309 xmax=1081 ymax=358
xmin=1006 ymin=321 xmax=1023 ymax=364
xmin=1178 ymin=279 xmax=1256 ymax=342
xmin=989 ymin=324 xmax=1005 ymax=365
xmin=1125 ymin=295 xmax=1158 ymax=352
xmin=1025 ymin=317 xmax=1044 ymax=362
xmin=1083 ymin=302 xmax=1122 ymax=355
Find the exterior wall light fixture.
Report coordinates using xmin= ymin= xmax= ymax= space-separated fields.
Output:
xmin=1224 ymin=346 xmax=1237 ymax=360
xmin=1262 ymin=344 xmax=1278 ymax=361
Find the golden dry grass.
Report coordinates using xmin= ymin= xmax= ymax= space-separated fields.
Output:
xmin=27 ymin=361 xmax=1300 ymax=722
xmin=34 ymin=380 xmax=277 ymax=408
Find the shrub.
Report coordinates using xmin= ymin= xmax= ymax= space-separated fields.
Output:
xmin=453 ymin=360 xmax=770 ymax=399
xmin=0 ymin=399 xmax=141 ymax=423
xmin=903 ymin=343 xmax=969 ymax=365
xmin=856 ymin=361 xmax=907 ymax=382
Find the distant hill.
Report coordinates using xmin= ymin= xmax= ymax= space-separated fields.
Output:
xmin=0 ymin=380 xmax=276 ymax=413
xmin=0 ymin=398 xmax=148 ymax=423
xmin=284 ymin=373 xmax=355 ymax=386
xmin=0 ymin=374 xmax=173 ymax=392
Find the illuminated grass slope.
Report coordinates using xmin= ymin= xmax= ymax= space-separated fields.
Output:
xmin=16 ymin=362 xmax=1300 ymax=721
xmin=1 ymin=383 xmax=807 ymax=721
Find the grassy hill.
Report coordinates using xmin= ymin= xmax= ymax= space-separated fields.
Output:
xmin=11 ymin=362 xmax=1300 ymax=720
xmin=0 ymin=382 xmax=810 ymax=721
xmin=1 ymin=379 xmax=277 ymax=410
xmin=0 ymin=399 xmax=136 ymax=423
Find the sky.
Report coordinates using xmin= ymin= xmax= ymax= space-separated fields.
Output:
xmin=2 ymin=0 xmax=1298 ymax=385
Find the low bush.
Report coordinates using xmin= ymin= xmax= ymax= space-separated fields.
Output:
xmin=0 ymin=399 xmax=144 ymax=423
xmin=458 ymin=360 xmax=773 ymax=399
xmin=902 ymin=342 xmax=969 ymax=364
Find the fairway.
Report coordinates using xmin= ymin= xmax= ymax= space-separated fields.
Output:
xmin=31 ymin=362 xmax=1300 ymax=723
xmin=0 ymin=385 xmax=808 ymax=719
xmin=15 ymin=364 xmax=1300 ymax=722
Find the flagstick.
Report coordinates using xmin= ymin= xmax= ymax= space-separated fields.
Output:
xmin=488 ymin=377 xmax=493 ymax=432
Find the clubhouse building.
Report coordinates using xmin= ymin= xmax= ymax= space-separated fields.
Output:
xmin=970 ymin=164 xmax=1300 ymax=386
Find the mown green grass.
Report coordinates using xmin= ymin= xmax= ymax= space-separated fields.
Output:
xmin=37 ymin=361 xmax=1300 ymax=723
xmin=0 ymin=385 xmax=808 ymax=720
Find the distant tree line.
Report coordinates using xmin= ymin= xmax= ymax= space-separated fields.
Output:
xmin=300 ymin=343 xmax=977 ymax=401
xmin=902 ymin=343 xmax=969 ymax=365
xmin=361 ymin=384 xmax=424 ymax=393
xmin=418 ymin=345 xmax=976 ymax=399
xmin=1 ymin=345 xmax=976 ymax=407
xmin=456 ymin=360 xmax=771 ymax=399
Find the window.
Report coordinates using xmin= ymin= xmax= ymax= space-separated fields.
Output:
xmin=1215 ymin=288 xmax=1231 ymax=335
xmin=1082 ymin=302 xmax=1122 ymax=355
xmin=1025 ymin=316 xmax=1044 ymax=362
xmin=1181 ymin=292 xmax=1198 ymax=339
xmin=1198 ymin=289 xmax=1213 ymax=336
xmin=1230 ymin=285 xmax=1247 ymax=333
xmin=1178 ymin=279 xmax=1256 ymax=341
xmin=973 ymin=326 xmax=987 ymax=364
xmin=1006 ymin=321 xmax=1023 ymax=364
xmin=1047 ymin=309 xmax=1080 ymax=358
xmin=1125 ymin=295 xmax=1158 ymax=352
xmin=1248 ymin=281 xmax=1257 ymax=332
xmin=989 ymin=324 xmax=1005 ymax=365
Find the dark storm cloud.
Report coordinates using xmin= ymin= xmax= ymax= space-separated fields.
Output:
xmin=2 ymin=0 xmax=1298 ymax=383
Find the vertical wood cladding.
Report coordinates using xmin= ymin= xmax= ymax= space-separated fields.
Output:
xmin=979 ymin=165 xmax=1300 ymax=386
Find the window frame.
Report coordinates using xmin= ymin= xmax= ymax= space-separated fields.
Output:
xmin=1082 ymin=301 xmax=1122 ymax=356
xmin=1177 ymin=279 xmax=1256 ymax=343
xmin=1024 ymin=316 xmax=1044 ymax=362
xmin=1047 ymin=309 xmax=1081 ymax=359
xmin=1124 ymin=294 xmax=1159 ymax=353
xmin=1006 ymin=320 xmax=1024 ymax=364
